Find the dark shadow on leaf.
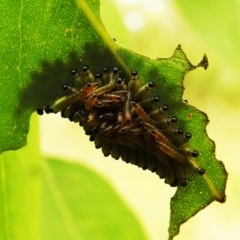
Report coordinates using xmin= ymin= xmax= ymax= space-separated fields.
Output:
xmin=17 ymin=41 xmax=125 ymax=115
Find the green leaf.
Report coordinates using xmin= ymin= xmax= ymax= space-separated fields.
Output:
xmin=0 ymin=115 xmax=41 ymax=240
xmin=0 ymin=1 xmax=227 ymax=240
xmin=0 ymin=0 xmax=104 ymax=153
xmin=41 ymin=157 xmax=148 ymax=240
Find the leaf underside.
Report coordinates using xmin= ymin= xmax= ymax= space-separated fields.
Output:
xmin=0 ymin=0 xmax=227 ymax=240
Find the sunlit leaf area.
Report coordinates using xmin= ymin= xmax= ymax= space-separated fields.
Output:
xmin=0 ymin=0 xmax=239 ymax=239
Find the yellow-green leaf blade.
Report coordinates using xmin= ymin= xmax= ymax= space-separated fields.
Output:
xmin=41 ymin=157 xmax=148 ymax=240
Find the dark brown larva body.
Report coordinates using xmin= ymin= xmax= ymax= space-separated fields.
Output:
xmin=37 ymin=66 xmax=205 ymax=187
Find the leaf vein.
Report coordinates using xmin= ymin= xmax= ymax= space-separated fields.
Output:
xmin=42 ymin=159 xmax=80 ymax=240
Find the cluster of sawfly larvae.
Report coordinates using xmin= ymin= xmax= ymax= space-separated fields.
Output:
xmin=37 ymin=65 xmax=205 ymax=187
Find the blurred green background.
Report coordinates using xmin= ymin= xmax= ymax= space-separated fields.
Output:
xmin=38 ymin=0 xmax=240 ymax=239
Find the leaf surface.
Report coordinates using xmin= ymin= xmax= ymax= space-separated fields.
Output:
xmin=0 ymin=116 xmax=41 ymax=240
xmin=41 ymin=157 xmax=147 ymax=240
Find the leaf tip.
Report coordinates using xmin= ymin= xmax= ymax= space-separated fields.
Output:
xmin=218 ymin=195 xmax=226 ymax=203
xmin=197 ymin=54 xmax=209 ymax=70
xmin=202 ymin=173 xmax=227 ymax=203
xmin=176 ymin=44 xmax=182 ymax=50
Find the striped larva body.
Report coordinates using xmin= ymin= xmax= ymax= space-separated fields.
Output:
xmin=37 ymin=65 xmax=205 ymax=187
